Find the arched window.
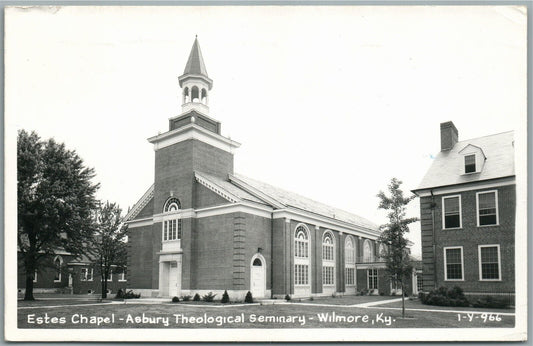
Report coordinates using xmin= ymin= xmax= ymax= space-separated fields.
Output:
xmin=162 ymin=197 xmax=182 ymax=241
xmin=294 ymin=224 xmax=310 ymax=286
xmin=53 ymin=256 xmax=63 ymax=282
xmin=201 ymin=88 xmax=208 ymax=104
xmin=183 ymin=87 xmax=190 ymax=103
xmin=344 ymin=236 xmax=356 ymax=286
xmin=363 ymin=239 xmax=374 ymax=263
xmin=378 ymin=243 xmax=387 ymax=261
xmin=322 ymin=231 xmax=335 ymax=286
xmin=191 ymin=86 xmax=200 ymax=102
xmin=253 ymin=258 xmax=262 ymax=266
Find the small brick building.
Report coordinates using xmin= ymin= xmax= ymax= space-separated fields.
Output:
xmin=18 ymin=252 xmax=127 ymax=295
xmin=412 ymin=122 xmax=515 ymax=295
xmin=125 ymin=38 xmax=417 ymax=300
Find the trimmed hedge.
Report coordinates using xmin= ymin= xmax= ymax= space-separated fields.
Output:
xmin=419 ymin=286 xmax=469 ymax=307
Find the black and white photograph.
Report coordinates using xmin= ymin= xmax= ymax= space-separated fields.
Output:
xmin=4 ymin=5 xmax=528 ymax=342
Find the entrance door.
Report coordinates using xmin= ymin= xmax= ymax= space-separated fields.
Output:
xmin=168 ymin=262 xmax=178 ymax=297
xmin=250 ymin=257 xmax=265 ymax=298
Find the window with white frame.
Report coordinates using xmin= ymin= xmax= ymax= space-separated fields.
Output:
xmin=53 ymin=256 xmax=62 ymax=282
xmin=477 ymin=191 xmax=498 ymax=226
xmin=344 ymin=236 xmax=356 ymax=286
xmin=81 ymin=267 xmax=93 ymax=281
xmin=442 ymin=195 xmax=461 ymax=229
xmin=33 ymin=270 xmax=38 ymax=283
xmin=117 ymin=269 xmax=126 ymax=282
xmin=294 ymin=225 xmax=310 ymax=286
xmin=416 ymin=270 xmax=423 ymax=292
xmin=367 ymin=269 xmax=378 ymax=289
xmin=363 ymin=239 xmax=373 ymax=262
xmin=464 ymin=154 xmax=476 ymax=173
xmin=163 ymin=197 xmax=182 ymax=241
xmin=478 ymin=245 xmax=501 ymax=281
xmin=322 ymin=232 xmax=335 ymax=286
xmin=444 ymin=247 xmax=463 ymax=280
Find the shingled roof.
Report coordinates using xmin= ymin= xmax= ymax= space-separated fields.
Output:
xmin=182 ymin=37 xmax=209 ymax=77
xmin=230 ymin=173 xmax=379 ymax=231
xmin=414 ymin=131 xmax=515 ymax=191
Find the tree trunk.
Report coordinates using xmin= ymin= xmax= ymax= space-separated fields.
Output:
xmin=24 ymin=271 xmax=35 ymax=301
xmin=102 ymin=275 xmax=107 ymax=299
xmin=401 ymin=280 xmax=405 ymax=318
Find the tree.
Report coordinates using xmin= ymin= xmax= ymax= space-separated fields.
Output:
xmin=88 ymin=201 xmax=127 ymax=299
xmin=18 ymin=130 xmax=99 ymax=300
xmin=377 ymin=178 xmax=418 ymax=318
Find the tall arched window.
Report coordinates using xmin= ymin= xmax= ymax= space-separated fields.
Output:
xmin=344 ymin=236 xmax=356 ymax=286
xmin=363 ymin=239 xmax=374 ymax=263
xmin=183 ymin=87 xmax=190 ymax=103
xmin=294 ymin=224 xmax=310 ymax=286
xmin=53 ymin=256 xmax=63 ymax=282
xmin=322 ymin=231 xmax=335 ymax=286
xmin=163 ymin=197 xmax=182 ymax=241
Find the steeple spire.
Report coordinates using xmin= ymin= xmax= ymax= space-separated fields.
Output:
xmin=178 ymin=37 xmax=213 ymax=115
xmin=182 ymin=36 xmax=210 ymax=78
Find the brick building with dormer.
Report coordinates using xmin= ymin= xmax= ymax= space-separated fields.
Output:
xmin=413 ymin=122 xmax=515 ymax=295
xmin=124 ymin=38 xmax=416 ymax=300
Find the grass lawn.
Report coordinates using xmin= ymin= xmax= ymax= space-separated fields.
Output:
xmin=18 ymin=300 xmax=514 ymax=329
xmin=293 ymin=295 xmax=399 ymax=305
xmin=378 ymin=298 xmax=515 ymax=314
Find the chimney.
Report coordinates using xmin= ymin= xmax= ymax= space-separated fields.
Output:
xmin=440 ymin=121 xmax=458 ymax=151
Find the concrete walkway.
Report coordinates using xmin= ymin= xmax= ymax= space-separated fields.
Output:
xmin=350 ymin=297 xmax=403 ymax=307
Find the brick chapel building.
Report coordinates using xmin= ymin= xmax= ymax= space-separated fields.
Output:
xmin=124 ymin=38 xmax=413 ymax=299
xmin=412 ymin=122 xmax=515 ymax=295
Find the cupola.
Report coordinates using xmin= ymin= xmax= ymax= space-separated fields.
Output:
xmin=178 ymin=36 xmax=213 ymax=115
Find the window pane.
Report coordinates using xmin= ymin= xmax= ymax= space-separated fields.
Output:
xmin=445 ymin=214 xmax=460 ymax=228
xmin=480 ymin=246 xmax=500 ymax=280
xmin=445 ymin=248 xmax=462 ymax=280
xmin=444 ymin=197 xmax=460 ymax=228
xmin=465 ymin=155 xmax=476 ymax=173
xmin=478 ymin=192 xmax=497 ymax=225
xmin=444 ymin=197 xmax=459 ymax=213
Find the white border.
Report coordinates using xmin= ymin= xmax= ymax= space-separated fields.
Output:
xmin=478 ymin=244 xmax=502 ymax=282
xmin=442 ymin=195 xmax=462 ymax=230
xmin=443 ymin=246 xmax=464 ymax=281
xmin=476 ymin=190 xmax=500 ymax=227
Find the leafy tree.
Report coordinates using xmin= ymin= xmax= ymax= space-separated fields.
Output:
xmin=377 ymin=178 xmax=418 ymax=317
xmin=88 ymin=201 xmax=127 ymax=299
xmin=18 ymin=130 xmax=99 ymax=300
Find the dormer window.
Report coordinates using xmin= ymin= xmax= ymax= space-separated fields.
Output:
xmin=464 ymin=154 xmax=476 ymax=173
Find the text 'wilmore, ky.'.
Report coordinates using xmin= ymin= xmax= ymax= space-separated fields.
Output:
xmin=26 ymin=312 xmax=396 ymax=327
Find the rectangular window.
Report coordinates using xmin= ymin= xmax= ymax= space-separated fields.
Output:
xmin=106 ymin=271 xmax=112 ymax=281
xmin=81 ymin=268 xmax=94 ymax=282
xmin=345 ymin=268 xmax=355 ymax=285
xmin=163 ymin=219 xmax=181 ymax=241
xmin=444 ymin=247 xmax=463 ymax=280
xmin=442 ymin=195 xmax=461 ymax=229
xmin=479 ymin=245 xmax=501 ymax=280
xmin=367 ymin=269 xmax=378 ymax=289
xmin=322 ymin=266 xmax=334 ymax=285
xmin=477 ymin=191 xmax=498 ymax=226
xmin=295 ymin=242 xmax=308 ymax=258
xmin=416 ymin=271 xmax=423 ymax=292
xmin=322 ymin=245 xmax=333 ymax=261
xmin=464 ymin=154 xmax=476 ymax=173
xmin=294 ymin=264 xmax=309 ymax=285
xmin=118 ymin=269 xmax=126 ymax=282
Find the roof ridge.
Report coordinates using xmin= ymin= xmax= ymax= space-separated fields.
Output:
xmin=457 ymin=130 xmax=514 ymax=144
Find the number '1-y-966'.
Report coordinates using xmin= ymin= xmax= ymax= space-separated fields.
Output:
xmin=457 ymin=313 xmax=502 ymax=322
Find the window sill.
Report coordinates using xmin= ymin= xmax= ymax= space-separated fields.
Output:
xmin=479 ymin=279 xmax=502 ymax=282
xmin=118 ymin=279 xmax=127 ymax=282
xmin=443 ymin=227 xmax=462 ymax=231
xmin=477 ymin=224 xmax=500 ymax=228
xmin=444 ymin=279 xmax=464 ymax=282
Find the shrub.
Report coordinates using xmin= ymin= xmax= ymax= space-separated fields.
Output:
xmin=379 ymin=292 xmax=385 ymax=296
xmin=421 ymin=286 xmax=469 ymax=307
xmin=285 ymin=294 xmax=291 ymax=301
xmin=172 ymin=296 xmax=180 ymax=303
xmin=193 ymin=293 xmax=201 ymax=302
xmin=202 ymin=292 xmax=217 ymax=302
xmin=245 ymin=291 xmax=254 ymax=303
xmin=472 ymin=296 xmax=510 ymax=309
xmin=221 ymin=290 xmax=230 ymax=304
xmin=182 ymin=295 xmax=192 ymax=302
xmin=360 ymin=288 xmax=369 ymax=296
xmin=122 ymin=290 xmax=141 ymax=299
xmin=115 ymin=289 xmax=124 ymax=299
xmin=309 ymin=296 xmax=314 ymax=301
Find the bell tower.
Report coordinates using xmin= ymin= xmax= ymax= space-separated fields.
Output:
xmin=178 ymin=36 xmax=213 ymax=115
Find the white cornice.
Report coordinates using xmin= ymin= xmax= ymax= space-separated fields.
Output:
xmin=125 ymin=217 xmax=154 ymax=228
xmin=273 ymin=208 xmax=381 ymax=239
xmin=124 ymin=185 xmax=154 ymax=221
xmin=196 ymin=202 xmax=273 ymax=219
xmin=148 ymin=123 xmax=241 ymax=153
xmin=195 ymin=172 xmax=241 ymax=203
xmin=413 ymin=177 xmax=515 ymax=197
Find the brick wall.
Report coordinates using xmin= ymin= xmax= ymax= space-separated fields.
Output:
xmin=420 ymin=184 xmax=515 ymax=293
xmin=127 ymin=224 xmax=154 ymax=289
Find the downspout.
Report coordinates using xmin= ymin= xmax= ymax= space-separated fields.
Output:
xmin=430 ymin=189 xmax=437 ymax=290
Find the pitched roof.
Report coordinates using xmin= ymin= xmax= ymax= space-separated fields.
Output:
xmin=230 ymin=174 xmax=379 ymax=231
xmin=124 ymin=184 xmax=154 ymax=221
xmin=182 ymin=37 xmax=209 ymax=77
xmin=194 ymin=171 xmax=267 ymax=205
xmin=415 ymin=131 xmax=514 ymax=191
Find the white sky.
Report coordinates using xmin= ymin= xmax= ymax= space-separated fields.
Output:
xmin=5 ymin=6 xmax=527 ymax=257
